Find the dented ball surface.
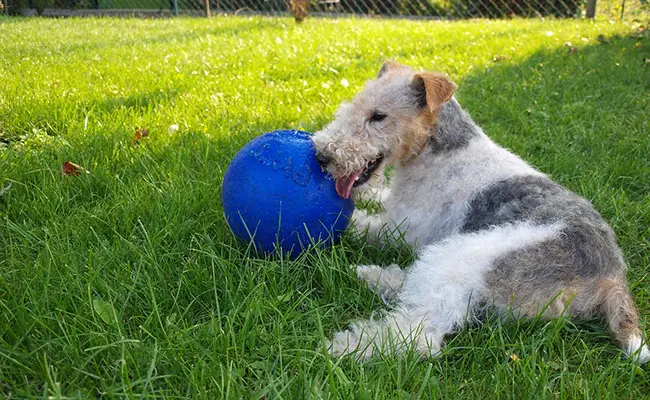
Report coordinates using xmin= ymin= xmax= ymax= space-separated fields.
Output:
xmin=222 ymin=130 xmax=354 ymax=255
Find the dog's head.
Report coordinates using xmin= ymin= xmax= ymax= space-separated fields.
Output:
xmin=312 ymin=60 xmax=456 ymax=199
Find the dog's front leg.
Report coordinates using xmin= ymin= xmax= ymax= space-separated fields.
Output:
xmin=353 ymin=264 xmax=405 ymax=304
xmin=326 ymin=306 xmax=442 ymax=360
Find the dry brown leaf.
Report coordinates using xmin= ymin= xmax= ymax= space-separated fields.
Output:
xmin=134 ymin=127 xmax=149 ymax=144
xmin=61 ymin=161 xmax=89 ymax=176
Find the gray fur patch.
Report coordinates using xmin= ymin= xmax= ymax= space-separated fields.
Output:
xmin=429 ymin=98 xmax=480 ymax=153
xmin=461 ymin=175 xmax=568 ymax=232
xmin=462 ymin=175 xmax=626 ymax=311
xmin=461 ymin=175 xmax=607 ymax=233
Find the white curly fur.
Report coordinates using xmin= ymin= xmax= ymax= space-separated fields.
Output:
xmin=329 ymin=222 xmax=565 ymax=359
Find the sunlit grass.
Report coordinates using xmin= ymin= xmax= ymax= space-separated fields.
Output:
xmin=0 ymin=15 xmax=648 ymax=398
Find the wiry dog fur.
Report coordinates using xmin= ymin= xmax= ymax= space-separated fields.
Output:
xmin=312 ymin=61 xmax=649 ymax=363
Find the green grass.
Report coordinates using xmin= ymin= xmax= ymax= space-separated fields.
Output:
xmin=1 ymin=15 xmax=649 ymax=398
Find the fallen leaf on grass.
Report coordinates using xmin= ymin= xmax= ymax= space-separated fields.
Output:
xmin=634 ymin=365 xmax=645 ymax=376
xmin=276 ymin=290 xmax=294 ymax=303
xmin=92 ymin=299 xmax=117 ymax=324
xmin=505 ymin=351 xmax=520 ymax=361
xmin=134 ymin=127 xmax=149 ymax=144
xmin=547 ymin=360 xmax=561 ymax=370
xmin=61 ymin=161 xmax=89 ymax=176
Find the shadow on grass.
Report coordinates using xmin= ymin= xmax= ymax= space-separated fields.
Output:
xmin=0 ymin=88 xmax=183 ymax=144
xmin=457 ymin=30 xmax=649 ymax=199
xmin=96 ymin=88 xmax=181 ymax=114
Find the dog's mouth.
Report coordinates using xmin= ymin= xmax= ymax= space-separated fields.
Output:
xmin=335 ymin=155 xmax=384 ymax=199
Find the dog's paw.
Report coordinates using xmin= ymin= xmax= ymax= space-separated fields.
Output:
xmin=353 ymin=264 xmax=405 ymax=304
xmin=326 ymin=330 xmax=359 ymax=358
xmin=327 ymin=329 xmax=375 ymax=360
xmin=352 ymin=209 xmax=383 ymax=233
xmin=353 ymin=263 xmax=374 ymax=278
xmin=351 ymin=209 xmax=370 ymax=230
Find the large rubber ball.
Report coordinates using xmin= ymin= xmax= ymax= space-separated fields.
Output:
xmin=222 ymin=130 xmax=354 ymax=256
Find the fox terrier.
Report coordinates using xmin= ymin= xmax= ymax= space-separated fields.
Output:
xmin=312 ymin=60 xmax=649 ymax=362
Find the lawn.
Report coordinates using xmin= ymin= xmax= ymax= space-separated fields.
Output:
xmin=1 ymin=15 xmax=649 ymax=398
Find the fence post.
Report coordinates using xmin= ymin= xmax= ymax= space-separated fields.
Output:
xmin=173 ymin=0 xmax=178 ymax=16
xmin=620 ymin=0 xmax=625 ymax=20
xmin=586 ymin=0 xmax=596 ymax=18
xmin=204 ymin=0 xmax=210 ymax=17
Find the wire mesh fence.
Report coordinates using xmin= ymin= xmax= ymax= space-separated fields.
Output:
xmin=3 ymin=0 xmax=649 ymax=20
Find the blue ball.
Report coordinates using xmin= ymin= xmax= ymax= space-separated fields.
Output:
xmin=222 ymin=130 xmax=354 ymax=256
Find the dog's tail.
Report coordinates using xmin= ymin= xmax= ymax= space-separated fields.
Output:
xmin=597 ymin=279 xmax=649 ymax=363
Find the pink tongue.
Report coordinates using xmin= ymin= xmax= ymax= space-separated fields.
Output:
xmin=335 ymin=170 xmax=363 ymax=199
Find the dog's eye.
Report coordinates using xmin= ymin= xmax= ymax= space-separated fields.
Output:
xmin=369 ymin=112 xmax=387 ymax=123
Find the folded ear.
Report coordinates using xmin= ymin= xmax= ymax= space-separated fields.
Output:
xmin=409 ymin=72 xmax=457 ymax=113
xmin=378 ymin=60 xmax=409 ymax=78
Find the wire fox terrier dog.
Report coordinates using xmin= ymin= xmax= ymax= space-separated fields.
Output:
xmin=312 ymin=60 xmax=649 ymax=362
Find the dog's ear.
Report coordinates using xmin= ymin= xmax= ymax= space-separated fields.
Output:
xmin=378 ymin=60 xmax=408 ymax=78
xmin=410 ymin=72 xmax=456 ymax=113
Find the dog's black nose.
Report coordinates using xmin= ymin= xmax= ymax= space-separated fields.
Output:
xmin=315 ymin=152 xmax=331 ymax=167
